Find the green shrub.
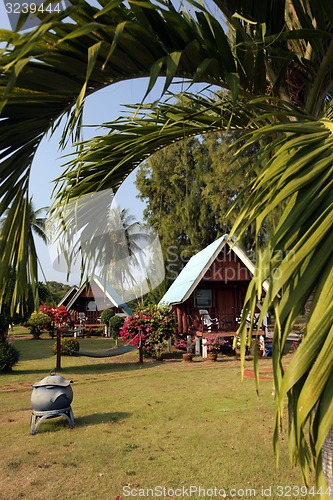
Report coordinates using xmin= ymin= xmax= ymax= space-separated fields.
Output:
xmin=0 ymin=313 xmax=10 ymax=342
xmin=27 ymin=312 xmax=52 ymax=339
xmin=53 ymin=337 xmax=80 ymax=356
xmin=100 ymin=308 xmax=115 ymax=325
xmin=109 ymin=315 xmax=125 ymax=339
xmin=0 ymin=341 xmax=19 ymax=372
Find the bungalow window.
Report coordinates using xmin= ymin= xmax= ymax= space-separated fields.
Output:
xmin=194 ymin=289 xmax=212 ymax=308
xmin=87 ymin=301 xmax=97 ymax=311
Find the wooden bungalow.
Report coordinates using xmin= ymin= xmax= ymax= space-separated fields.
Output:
xmin=159 ymin=235 xmax=268 ymax=338
xmin=58 ymin=276 xmax=132 ymax=326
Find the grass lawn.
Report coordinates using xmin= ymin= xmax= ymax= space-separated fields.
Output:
xmin=0 ymin=332 xmax=314 ymax=500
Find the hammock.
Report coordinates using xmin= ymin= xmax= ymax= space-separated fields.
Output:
xmin=70 ymin=344 xmax=137 ymax=358
xmin=61 ymin=331 xmax=141 ymax=358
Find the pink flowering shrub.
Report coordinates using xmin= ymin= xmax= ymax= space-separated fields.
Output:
xmin=174 ymin=338 xmax=188 ymax=350
xmin=120 ymin=304 xmax=176 ymax=358
xmin=174 ymin=337 xmax=196 ymax=353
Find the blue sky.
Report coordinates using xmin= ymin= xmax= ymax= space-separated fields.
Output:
xmin=30 ymin=84 xmax=157 ymax=284
xmin=1 ymin=2 xmax=213 ymax=286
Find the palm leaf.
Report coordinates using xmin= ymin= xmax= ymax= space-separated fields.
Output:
xmin=229 ymin=117 xmax=333 ymax=489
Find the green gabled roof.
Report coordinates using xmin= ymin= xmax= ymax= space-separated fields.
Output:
xmin=159 ymin=235 xmax=268 ymax=306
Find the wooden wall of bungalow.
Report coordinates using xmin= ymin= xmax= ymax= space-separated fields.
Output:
xmin=173 ymin=246 xmax=253 ymax=335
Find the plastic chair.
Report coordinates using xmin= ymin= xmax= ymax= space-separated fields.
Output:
xmin=199 ymin=309 xmax=219 ymax=332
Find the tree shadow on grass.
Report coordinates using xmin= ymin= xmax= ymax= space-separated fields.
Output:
xmin=33 ymin=412 xmax=131 ymax=433
xmin=74 ymin=411 xmax=131 ymax=427
xmin=13 ymin=361 xmax=155 ymax=377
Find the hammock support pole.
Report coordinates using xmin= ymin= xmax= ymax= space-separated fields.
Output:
xmin=139 ymin=328 xmax=144 ymax=364
xmin=56 ymin=329 xmax=62 ymax=370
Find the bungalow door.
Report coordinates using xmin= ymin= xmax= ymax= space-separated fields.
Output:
xmin=217 ymin=286 xmax=246 ymax=331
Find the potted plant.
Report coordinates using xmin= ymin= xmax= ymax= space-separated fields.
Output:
xmin=257 ymin=335 xmax=265 ymax=357
xmin=175 ymin=337 xmax=195 ymax=361
xmin=205 ymin=336 xmax=222 ymax=361
xmin=233 ymin=335 xmax=241 ymax=359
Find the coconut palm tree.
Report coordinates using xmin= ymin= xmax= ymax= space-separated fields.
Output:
xmin=0 ymin=0 xmax=332 ymax=491
xmin=49 ymin=187 xmax=160 ymax=300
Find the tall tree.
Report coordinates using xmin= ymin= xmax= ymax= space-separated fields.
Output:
xmin=45 ymin=281 xmax=73 ymax=305
xmin=1 ymin=0 xmax=332 ymax=490
xmin=136 ymin=130 xmax=269 ymax=280
xmin=136 ymin=136 xmax=219 ymax=278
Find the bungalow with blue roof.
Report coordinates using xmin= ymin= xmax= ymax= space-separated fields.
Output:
xmin=159 ymin=234 xmax=268 ymax=337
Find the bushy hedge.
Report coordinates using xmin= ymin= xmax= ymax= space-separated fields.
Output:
xmin=109 ymin=315 xmax=125 ymax=339
xmin=26 ymin=312 xmax=52 ymax=339
xmin=53 ymin=337 xmax=80 ymax=356
xmin=0 ymin=341 xmax=19 ymax=372
xmin=100 ymin=308 xmax=115 ymax=325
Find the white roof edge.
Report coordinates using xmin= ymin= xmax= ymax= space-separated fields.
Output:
xmin=176 ymin=239 xmax=229 ymax=304
xmin=230 ymin=243 xmax=269 ymax=292
xmin=93 ymin=276 xmax=118 ymax=308
xmin=57 ymin=285 xmax=78 ymax=307
xmin=66 ymin=282 xmax=86 ymax=310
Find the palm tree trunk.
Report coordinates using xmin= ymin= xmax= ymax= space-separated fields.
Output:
xmin=322 ymin=426 xmax=333 ymax=499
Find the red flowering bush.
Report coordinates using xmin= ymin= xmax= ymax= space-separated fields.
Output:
xmin=39 ymin=304 xmax=69 ymax=325
xmin=120 ymin=304 xmax=176 ymax=358
xmin=39 ymin=304 xmax=69 ymax=338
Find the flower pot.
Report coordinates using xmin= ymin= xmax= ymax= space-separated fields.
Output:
xmin=207 ymin=352 xmax=218 ymax=361
xmin=182 ymin=353 xmax=193 ymax=362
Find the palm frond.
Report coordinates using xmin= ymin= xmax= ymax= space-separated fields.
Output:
xmin=229 ymin=117 xmax=333 ymax=488
xmin=54 ymin=92 xmax=301 ymax=202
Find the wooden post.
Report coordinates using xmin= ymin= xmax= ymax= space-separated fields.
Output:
xmin=56 ymin=329 xmax=61 ymax=370
xmin=138 ymin=328 xmax=144 ymax=364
